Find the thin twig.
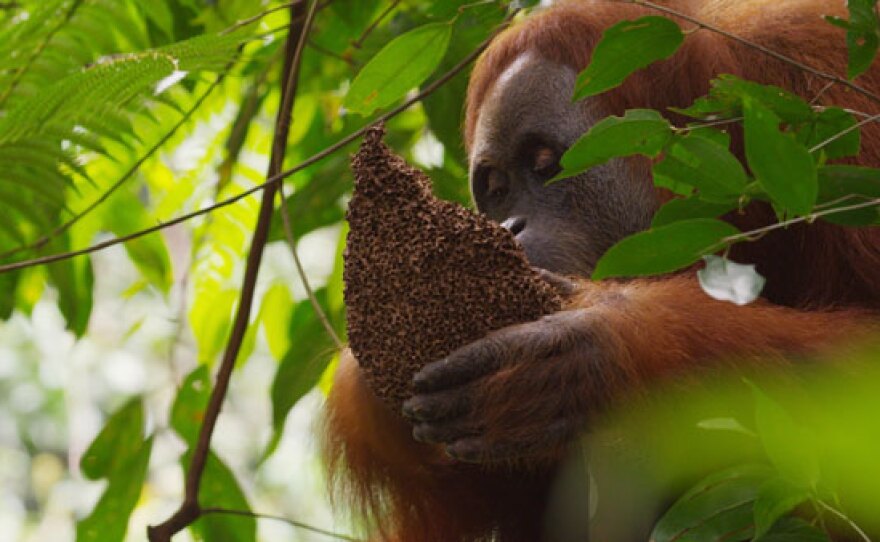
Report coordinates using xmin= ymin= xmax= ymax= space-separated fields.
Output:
xmin=200 ymin=508 xmax=361 ymax=541
xmin=718 ymin=198 xmax=880 ymax=246
xmin=0 ymin=0 xmax=84 ymax=107
xmin=619 ymin=0 xmax=880 ymax=107
xmin=0 ymin=11 xmax=517 ymax=276
xmin=682 ymin=117 xmax=742 ymax=131
xmin=810 ymin=80 xmax=836 ymax=105
xmin=350 ymin=0 xmax=400 ymax=49
xmin=457 ymin=0 xmax=498 ymax=13
xmin=308 ymin=38 xmax=356 ymax=67
xmin=147 ymin=4 xmax=312 ymax=540
xmin=0 ymin=77 xmax=224 ymax=261
xmin=277 ymin=0 xmax=345 ymax=350
xmin=221 ymin=0 xmax=304 ymax=34
xmin=809 ymin=112 xmax=880 ymax=153
xmin=842 ymin=107 xmax=880 ymax=119
xmin=813 ymin=193 xmax=876 ymax=211
xmin=817 ymin=500 xmax=872 ymax=542
xmin=223 ymin=0 xmax=332 ymax=36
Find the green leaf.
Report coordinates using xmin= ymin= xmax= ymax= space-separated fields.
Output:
xmin=748 ymin=381 xmax=821 ymax=489
xmin=0 ymin=270 xmax=19 ymax=319
xmin=325 ymin=223 xmax=348 ymax=336
xmin=555 ymin=109 xmax=671 ymax=181
xmin=103 ymin=188 xmax=173 ymax=294
xmin=744 ymin=98 xmax=817 ymax=215
xmin=652 ymin=464 xmax=773 ymax=542
xmin=259 ymin=283 xmax=295 ymax=361
xmin=345 ymin=22 xmax=453 ymax=115
xmin=186 ymin=451 xmax=256 ymax=542
xmin=329 ymin=0 xmax=381 ymax=35
xmin=80 ymin=400 xmax=145 ymax=480
xmin=592 ymin=218 xmax=738 ymax=280
xmin=172 ymin=368 xmax=255 ymax=541
xmin=572 ymin=16 xmax=683 ymax=100
xmin=267 ymin=292 xmax=338 ymax=458
xmin=653 ymin=133 xmax=748 ymax=198
xmin=76 ymin=437 xmax=153 ymax=542
xmin=676 ymin=503 xmax=755 ymax=542
xmin=686 ymin=125 xmax=731 ymax=148
xmin=696 ymin=417 xmax=757 ymax=438
xmin=46 ymin=234 xmax=94 ymax=337
xmin=171 ymin=365 xmax=212 ymax=447
xmin=652 ymin=198 xmax=736 ymax=227
xmin=759 ymin=517 xmax=830 ymax=542
xmin=190 ymin=288 xmax=237 ymax=365
xmin=422 ymin=4 xmax=505 ymax=165
xmin=268 ymin=170 xmax=349 ymax=242
xmin=816 ymin=165 xmax=880 ymax=225
xmin=826 ymin=0 xmax=880 ymax=79
xmin=652 ymin=170 xmax=695 ymax=197
xmin=673 ymin=75 xmax=814 ymax=124
xmin=77 ymin=400 xmax=152 ymax=542
xmin=728 ymin=79 xmax=814 ymax=123
xmin=800 ymin=107 xmax=860 ymax=159
xmin=428 ymin=164 xmax=471 ymax=206
xmin=753 ymin=477 xmax=811 ymax=539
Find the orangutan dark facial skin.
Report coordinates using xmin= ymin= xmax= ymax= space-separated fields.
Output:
xmin=468 ymin=51 xmax=656 ymax=277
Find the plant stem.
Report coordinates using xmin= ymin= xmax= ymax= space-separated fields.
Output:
xmin=147 ymin=3 xmax=312 ymax=539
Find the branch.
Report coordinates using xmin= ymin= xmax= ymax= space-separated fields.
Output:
xmin=200 ymin=508 xmax=360 ymax=541
xmin=222 ymin=0 xmax=332 ymax=35
xmin=147 ymin=4 xmax=313 ymax=540
xmin=276 ymin=1 xmax=345 ymax=350
xmin=0 ymin=77 xmax=224 ymax=261
xmin=620 ymin=0 xmax=880 ymax=107
xmin=715 ymin=198 xmax=880 ymax=248
xmin=221 ymin=0 xmax=303 ymax=34
xmin=350 ymin=0 xmax=401 ymax=49
xmin=817 ymin=500 xmax=872 ymax=542
xmin=0 ymin=10 xmax=517 ymax=276
xmin=810 ymin=80 xmax=836 ymax=105
xmin=809 ymin=111 xmax=880 ymax=153
xmin=308 ymin=38 xmax=356 ymax=68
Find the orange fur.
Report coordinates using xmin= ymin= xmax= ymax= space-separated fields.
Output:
xmin=325 ymin=1 xmax=880 ymax=540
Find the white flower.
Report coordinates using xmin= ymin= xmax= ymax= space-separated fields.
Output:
xmin=697 ymin=255 xmax=765 ymax=305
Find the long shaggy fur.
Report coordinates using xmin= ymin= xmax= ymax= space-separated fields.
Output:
xmin=325 ymin=2 xmax=880 ymax=540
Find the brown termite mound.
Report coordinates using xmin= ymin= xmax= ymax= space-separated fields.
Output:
xmin=344 ymin=124 xmax=563 ymax=414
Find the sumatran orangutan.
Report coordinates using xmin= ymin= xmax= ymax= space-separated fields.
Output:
xmin=324 ymin=1 xmax=880 ymax=540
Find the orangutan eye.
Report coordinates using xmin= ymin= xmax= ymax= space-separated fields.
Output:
xmin=485 ymin=169 xmax=509 ymax=200
xmin=472 ymin=164 xmax=509 ymax=210
xmin=531 ymin=145 xmax=561 ymax=179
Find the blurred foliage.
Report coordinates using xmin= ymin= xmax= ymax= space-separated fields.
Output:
xmin=592 ymin=343 xmax=880 ymax=541
xmin=0 ymin=0 xmax=878 ymax=541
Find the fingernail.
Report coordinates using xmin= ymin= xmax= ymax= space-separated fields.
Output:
xmin=401 ymin=400 xmax=417 ymax=419
xmin=412 ymin=373 xmax=428 ymax=391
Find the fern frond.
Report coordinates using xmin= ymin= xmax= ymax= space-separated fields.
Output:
xmin=0 ymin=0 xmax=249 ymax=260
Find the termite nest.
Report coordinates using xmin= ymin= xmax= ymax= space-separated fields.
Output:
xmin=344 ymin=124 xmax=562 ymax=413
